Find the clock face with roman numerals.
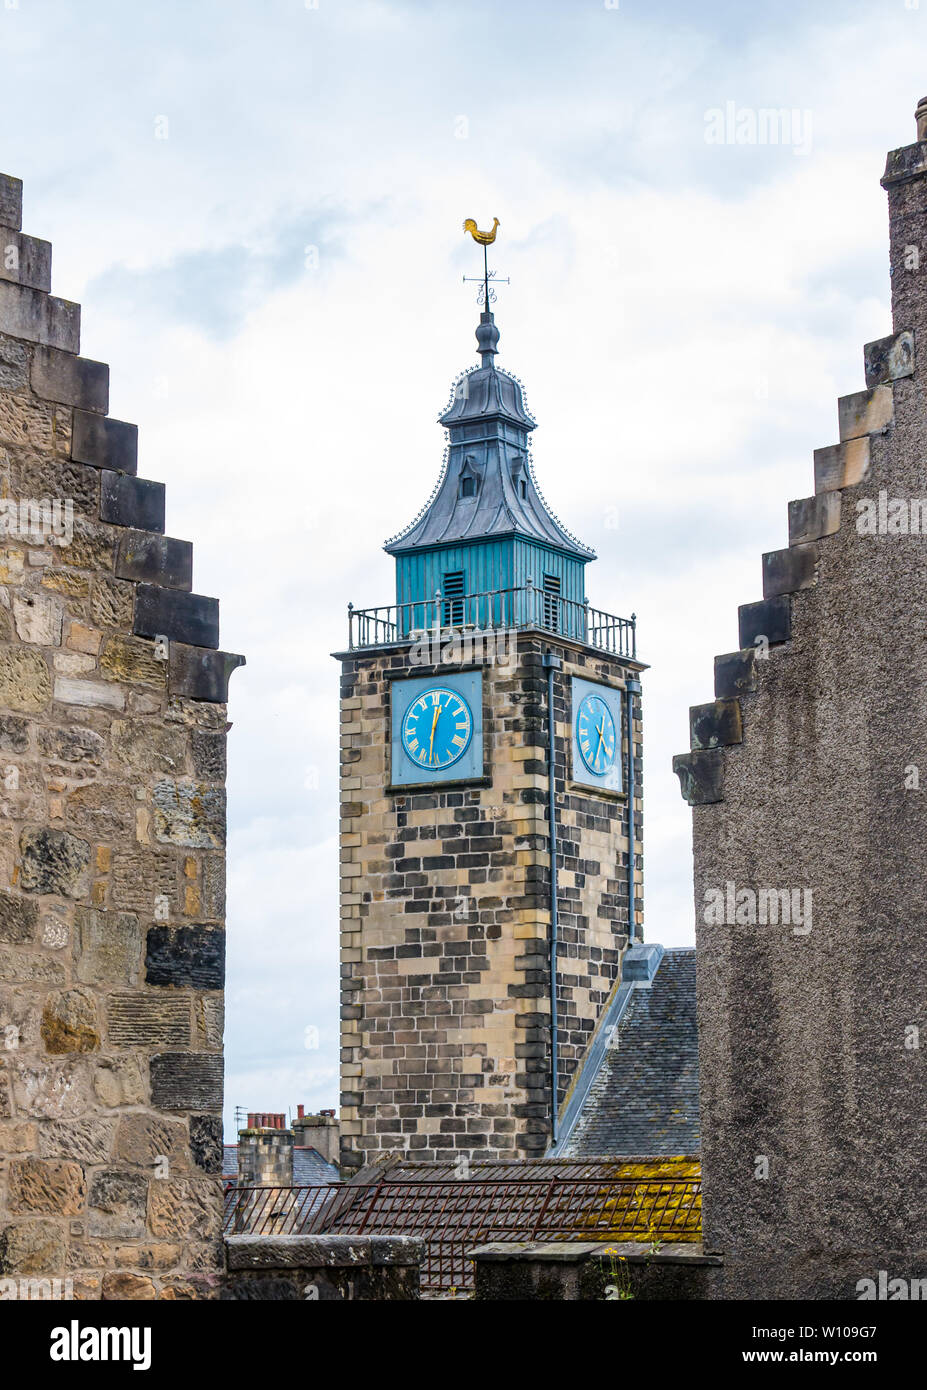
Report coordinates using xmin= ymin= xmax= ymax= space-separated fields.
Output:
xmin=401 ymin=686 xmax=473 ymax=771
xmin=576 ymin=692 xmax=617 ymax=776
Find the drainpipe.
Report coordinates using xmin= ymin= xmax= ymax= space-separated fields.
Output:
xmin=542 ymin=650 xmax=562 ymax=1142
xmin=625 ymin=678 xmax=642 ymax=947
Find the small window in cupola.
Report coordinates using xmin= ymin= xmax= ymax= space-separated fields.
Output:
xmin=519 ymin=478 xmax=527 ymax=499
xmin=459 ymin=455 xmax=479 ymax=500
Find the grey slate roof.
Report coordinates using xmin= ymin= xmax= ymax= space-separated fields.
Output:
xmin=563 ymin=948 xmax=700 ymax=1156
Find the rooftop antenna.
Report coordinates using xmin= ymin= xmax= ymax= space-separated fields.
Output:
xmin=462 ymin=216 xmax=509 ymax=307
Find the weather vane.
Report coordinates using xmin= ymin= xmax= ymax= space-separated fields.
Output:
xmin=462 ymin=217 xmax=509 ymax=307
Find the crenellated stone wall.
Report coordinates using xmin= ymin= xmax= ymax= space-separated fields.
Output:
xmin=0 ymin=173 xmax=243 ymax=1299
xmin=673 ymin=109 xmax=927 ymax=1298
xmin=337 ymin=632 xmax=641 ymax=1170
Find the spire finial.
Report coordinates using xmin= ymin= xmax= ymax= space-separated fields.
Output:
xmin=462 ymin=217 xmax=506 ymax=367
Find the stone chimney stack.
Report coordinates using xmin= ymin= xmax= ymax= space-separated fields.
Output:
xmin=291 ymin=1107 xmax=340 ymax=1167
xmin=237 ymin=1117 xmax=294 ymax=1188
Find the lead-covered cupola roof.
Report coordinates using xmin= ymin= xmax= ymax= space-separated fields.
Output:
xmin=385 ymin=308 xmax=595 ymax=561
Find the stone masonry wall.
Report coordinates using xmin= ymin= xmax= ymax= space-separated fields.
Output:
xmin=673 ymin=110 xmax=927 ymax=1297
xmin=0 ymin=173 xmax=243 ymax=1299
xmin=338 ymin=631 xmax=641 ymax=1169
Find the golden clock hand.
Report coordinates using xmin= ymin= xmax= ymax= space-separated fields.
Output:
xmin=594 ymin=720 xmax=605 ymax=769
xmin=429 ymin=703 xmax=442 ymax=764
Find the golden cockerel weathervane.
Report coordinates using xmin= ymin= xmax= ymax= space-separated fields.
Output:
xmin=462 ymin=216 xmax=508 ymax=308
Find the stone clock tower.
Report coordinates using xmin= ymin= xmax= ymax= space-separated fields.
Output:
xmin=336 ymin=296 xmax=644 ymax=1171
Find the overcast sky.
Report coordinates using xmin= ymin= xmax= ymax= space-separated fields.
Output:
xmin=1 ymin=0 xmax=922 ymax=1137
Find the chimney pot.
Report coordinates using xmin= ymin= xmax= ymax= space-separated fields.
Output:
xmin=297 ymin=1105 xmax=305 ymax=1119
xmin=917 ymin=95 xmax=927 ymax=142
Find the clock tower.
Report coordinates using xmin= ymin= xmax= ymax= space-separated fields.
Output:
xmin=335 ymin=285 xmax=644 ymax=1171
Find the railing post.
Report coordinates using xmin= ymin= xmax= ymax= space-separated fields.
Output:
xmin=631 ymin=612 xmax=637 ymax=660
xmin=347 ymin=601 xmax=354 ymax=650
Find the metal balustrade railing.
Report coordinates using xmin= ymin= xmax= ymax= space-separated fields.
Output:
xmin=347 ymin=584 xmax=637 ymax=660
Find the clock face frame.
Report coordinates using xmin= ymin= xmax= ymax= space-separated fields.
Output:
xmin=400 ymin=686 xmax=474 ymax=771
xmin=571 ymin=676 xmax=624 ymax=794
xmin=390 ymin=669 xmax=483 ymax=786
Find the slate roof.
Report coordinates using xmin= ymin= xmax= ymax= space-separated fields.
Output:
xmin=562 ymin=948 xmax=700 ymax=1157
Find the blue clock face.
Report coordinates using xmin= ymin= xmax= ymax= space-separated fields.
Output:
xmin=401 ymin=686 xmax=474 ymax=771
xmin=576 ymin=693 xmax=617 ymax=776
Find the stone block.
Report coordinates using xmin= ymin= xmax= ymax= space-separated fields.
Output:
xmin=690 ymin=699 xmax=743 ymax=749
xmin=92 ymin=1057 xmax=146 ymax=1108
xmin=150 ymin=1053 xmax=223 ymax=1111
xmin=189 ymin=1115 xmax=223 ymax=1173
xmin=100 ymin=472 xmax=165 ymax=533
xmin=787 ymin=492 xmax=841 ymax=545
xmin=0 ymin=174 xmax=23 ymax=230
xmin=672 ymin=749 xmax=725 ymax=805
xmin=71 ymin=411 xmax=137 ymax=474
xmin=0 ymin=714 xmax=29 ymax=753
xmin=0 ymin=647 xmax=51 ymax=713
xmin=19 ymin=827 xmax=90 ymax=896
xmin=0 ymin=229 xmax=52 ymax=293
xmin=90 ymin=576 xmax=134 ymax=630
xmin=817 ymin=442 xmax=867 ymax=497
xmin=8 ymin=1158 xmax=86 ymax=1214
xmin=837 ymin=384 xmax=893 ymax=441
xmin=714 ymin=649 xmax=757 ymax=700
xmin=169 ymin=644 xmax=245 ymax=703
xmin=762 ymin=544 xmax=817 ymax=598
xmin=12 ymin=591 xmax=63 ymax=647
xmin=31 ymin=346 xmax=108 ymax=413
xmin=53 ymin=677 xmax=125 ymax=710
xmin=38 ymin=725 xmax=105 ymax=765
xmin=864 ymin=329 xmax=914 ymax=386
xmin=101 ymin=1272 xmax=157 ymax=1300
xmin=75 ymin=908 xmax=143 ymax=987
xmin=134 ymin=585 xmax=218 ymax=648
xmin=145 ymin=925 xmax=225 ymax=990
xmin=191 ymin=730 xmax=226 ymax=781
xmin=738 ymin=595 xmax=791 ymax=649
xmin=111 ymin=719 xmax=187 ymax=775
xmin=0 ymin=889 xmax=37 ymax=944
xmin=113 ymin=1112 xmax=188 ymax=1167
xmin=115 ymin=532 xmax=192 ymax=589
xmin=0 ymin=280 xmax=79 ymax=352
xmin=41 ymin=987 xmax=100 ymax=1054
xmin=147 ymin=1178 xmax=219 ymax=1240
xmin=88 ymin=1170 xmax=148 ymax=1239
xmin=152 ymin=780 xmax=226 ymax=849
xmin=106 ymin=993 xmax=191 ymax=1048
xmin=0 ymin=1221 xmax=65 ymax=1275
xmin=99 ymin=635 xmax=166 ymax=688
xmin=38 ymin=1118 xmax=116 ymax=1164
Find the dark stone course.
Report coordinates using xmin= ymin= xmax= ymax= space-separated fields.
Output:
xmin=190 ymin=1114 xmax=224 ymax=1173
xmin=672 ymin=750 xmax=724 ymax=806
xmin=145 ymin=925 xmax=225 ymax=990
xmin=116 ymin=533 xmax=192 ymax=590
xmin=31 ymin=346 xmax=108 ymax=413
xmin=100 ymin=472 xmax=165 ymax=533
xmin=737 ymin=595 xmax=791 ymax=649
xmin=150 ymin=1053 xmax=224 ymax=1111
xmin=71 ymin=411 xmax=138 ymax=474
xmin=169 ymin=644 xmax=245 ymax=703
xmin=689 ymin=699 xmax=743 ymax=750
xmin=134 ymin=584 xmax=219 ymax=649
